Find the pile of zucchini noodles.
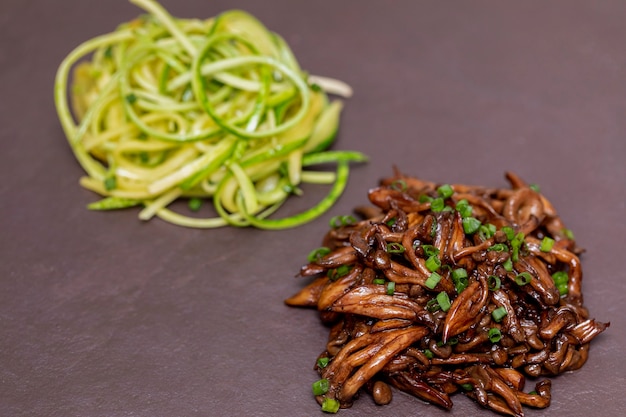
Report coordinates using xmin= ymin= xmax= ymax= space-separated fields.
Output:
xmin=54 ymin=0 xmax=366 ymax=229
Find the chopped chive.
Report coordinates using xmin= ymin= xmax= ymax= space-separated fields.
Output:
xmin=447 ymin=336 xmax=459 ymax=346
xmin=372 ymin=278 xmax=386 ymax=285
xmin=479 ymin=223 xmax=497 ymax=239
xmin=426 ymin=298 xmax=441 ymax=312
xmin=419 ymin=194 xmax=433 ymax=203
xmin=552 ymin=271 xmax=569 ymax=295
xmin=492 ymin=306 xmax=507 ymax=322
xmin=329 ymin=215 xmax=357 ymax=228
xmin=321 ymin=398 xmax=340 ymax=413
xmin=510 ymin=232 xmax=525 ymax=262
xmin=437 ymin=291 xmax=451 ymax=312
xmin=423 ymin=349 xmax=434 ymax=359
xmin=437 ymin=184 xmax=454 ymax=199
xmin=461 ymin=383 xmax=473 ymax=391
xmin=529 ymin=183 xmax=541 ymax=192
xmin=421 ymin=245 xmax=439 ymax=257
xmin=455 ymin=199 xmax=472 ymax=218
xmin=515 ymin=272 xmax=533 ymax=286
xmin=328 ymin=265 xmax=351 ymax=281
xmin=390 ymin=179 xmax=407 ymax=192
xmin=454 ymin=277 xmax=468 ymax=293
xmin=540 ymin=236 xmax=555 ymax=252
xmin=451 ymin=268 xmax=469 ymax=293
xmin=307 ymin=247 xmax=331 ymax=263
xmin=386 ymin=217 xmax=396 ymax=227
xmin=562 ymin=228 xmax=575 ymax=240
xmin=386 ymin=281 xmax=396 ymax=295
xmin=501 ymin=226 xmax=516 ymax=241
xmin=488 ymin=243 xmax=508 ymax=252
xmin=488 ymin=327 xmax=502 ymax=343
xmin=430 ymin=218 xmax=438 ymax=238
xmin=462 ymin=217 xmax=481 ymax=234
xmin=488 ymin=275 xmax=501 ymax=291
xmin=312 ymin=378 xmax=330 ymax=396
xmin=188 ymin=197 xmax=202 ymax=212
xmin=317 ymin=357 xmax=330 ymax=368
xmin=425 ymin=255 xmax=442 ymax=272
xmin=551 ymin=271 xmax=569 ymax=285
xmin=451 ymin=268 xmax=468 ymax=281
xmin=502 ymin=258 xmax=513 ymax=272
xmin=430 ymin=197 xmax=445 ymax=212
xmin=386 ymin=242 xmax=405 ymax=254
xmin=425 ymin=272 xmax=442 ymax=289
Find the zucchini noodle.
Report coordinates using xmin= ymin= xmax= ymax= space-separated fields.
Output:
xmin=54 ymin=0 xmax=366 ymax=229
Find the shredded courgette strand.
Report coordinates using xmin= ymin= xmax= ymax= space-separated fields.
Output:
xmin=54 ymin=0 xmax=366 ymax=229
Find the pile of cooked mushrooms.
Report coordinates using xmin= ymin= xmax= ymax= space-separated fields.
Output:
xmin=286 ymin=170 xmax=609 ymax=416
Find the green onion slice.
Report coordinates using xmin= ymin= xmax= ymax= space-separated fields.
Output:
xmin=540 ymin=236 xmax=555 ymax=252
xmin=462 ymin=217 xmax=481 ymax=234
xmin=329 ymin=214 xmax=357 ymax=228
xmin=502 ymin=258 xmax=513 ymax=272
xmin=455 ymin=199 xmax=472 ymax=218
xmin=488 ymin=275 xmax=501 ymax=291
xmin=328 ymin=264 xmax=351 ymax=281
xmin=386 ymin=242 xmax=405 ymax=254
xmin=312 ymin=378 xmax=330 ymax=396
xmin=421 ymin=244 xmax=439 ymax=257
xmin=515 ymin=272 xmax=533 ymax=286
xmin=390 ymin=179 xmax=407 ymax=192
xmin=436 ymin=291 xmax=451 ymax=312
xmin=492 ymin=306 xmax=507 ymax=322
xmin=316 ymin=357 xmax=330 ymax=368
xmin=425 ymin=272 xmax=442 ymax=289
xmin=430 ymin=197 xmax=445 ymax=212
xmin=488 ymin=327 xmax=502 ymax=343
xmin=321 ymin=398 xmax=340 ymax=413
xmin=307 ymin=247 xmax=331 ymax=263
xmin=501 ymin=226 xmax=516 ymax=241
xmin=480 ymin=223 xmax=497 ymax=239
xmin=488 ymin=243 xmax=508 ymax=252
xmin=437 ymin=184 xmax=454 ymax=199
xmin=425 ymin=255 xmax=442 ymax=272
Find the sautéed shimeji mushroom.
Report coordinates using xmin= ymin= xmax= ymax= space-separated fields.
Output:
xmin=286 ymin=170 xmax=609 ymax=416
